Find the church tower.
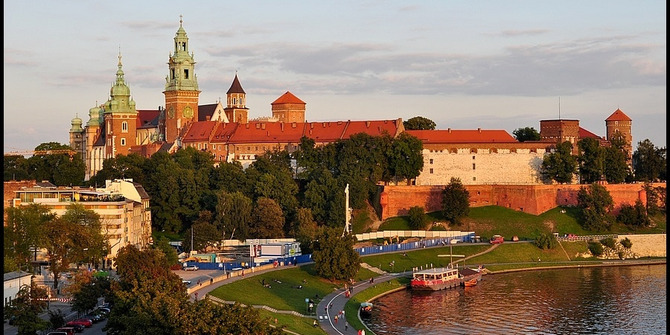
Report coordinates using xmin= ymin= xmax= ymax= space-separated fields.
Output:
xmin=605 ymin=108 xmax=633 ymax=163
xmin=164 ymin=16 xmax=200 ymax=142
xmin=224 ymin=73 xmax=249 ymax=123
xmin=102 ymin=52 xmax=138 ymax=158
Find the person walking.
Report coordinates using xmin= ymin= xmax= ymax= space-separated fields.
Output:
xmin=345 ymin=321 xmax=348 ymax=330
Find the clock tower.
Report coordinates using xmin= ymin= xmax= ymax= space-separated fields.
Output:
xmin=164 ymin=15 xmax=200 ymax=143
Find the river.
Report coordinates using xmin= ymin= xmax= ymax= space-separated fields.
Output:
xmin=364 ymin=264 xmax=666 ymax=335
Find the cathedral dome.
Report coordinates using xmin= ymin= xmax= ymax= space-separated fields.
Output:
xmin=70 ymin=115 xmax=83 ymax=132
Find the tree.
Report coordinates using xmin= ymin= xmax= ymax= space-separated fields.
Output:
xmin=4 ymin=155 xmax=30 ymax=181
xmin=42 ymin=204 xmax=106 ymax=291
xmin=183 ymin=221 xmax=221 ymax=253
xmin=68 ymin=270 xmax=110 ymax=314
xmin=215 ymin=191 xmax=252 ymax=241
xmin=633 ymin=139 xmax=666 ymax=182
xmin=292 ymin=208 xmax=321 ymax=254
xmin=577 ymin=183 xmax=614 ymax=231
xmin=441 ymin=177 xmax=470 ymax=225
xmin=617 ymin=199 xmax=651 ymax=229
xmin=153 ymin=236 xmax=180 ymax=265
xmin=534 ymin=232 xmax=558 ymax=250
xmin=4 ymin=281 xmax=49 ymax=335
xmin=578 ymin=138 xmax=604 ymax=183
xmin=311 ymin=228 xmax=361 ymax=281
xmin=4 ymin=204 xmax=55 ymax=271
xmin=403 ymin=116 xmax=436 ymax=130
xmin=303 ymin=168 xmax=346 ymax=227
xmin=407 ymin=206 xmax=428 ymax=230
xmin=387 ymin=132 xmax=424 ymax=184
xmin=603 ymin=145 xmax=630 ymax=183
xmin=250 ymin=197 xmax=285 ymax=238
xmin=541 ymin=141 xmax=578 ymax=184
xmin=512 ymin=127 xmax=541 ymax=142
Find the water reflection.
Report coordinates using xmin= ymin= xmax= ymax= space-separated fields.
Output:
xmin=365 ymin=265 xmax=666 ymax=335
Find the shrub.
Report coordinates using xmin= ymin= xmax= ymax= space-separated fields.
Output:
xmin=407 ymin=206 xmax=428 ymax=230
xmin=600 ymin=237 xmax=616 ymax=249
xmin=534 ymin=232 xmax=558 ymax=250
xmin=620 ymin=237 xmax=633 ymax=249
xmin=588 ymin=242 xmax=604 ymax=256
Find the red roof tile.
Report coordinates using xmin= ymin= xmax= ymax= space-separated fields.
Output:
xmin=227 ymin=122 xmax=306 ymax=144
xmin=405 ymin=129 xmax=517 ymax=144
xmin=226 ymin=74 xmax=245 ymax=94
xmin=210 ymin=122 xmax=240 ymax=143
xmin=136 ymin=110 xmax=160 ymax=128
xmin=271 ymin=91 xmax=305 ymax=105
xmin=182 ymin=121 xmax=217 ymax=142
xmin=605 ymin=109 xmax=631 ymax=121
xmin=578 ymin=127 xmax=603 ymax=139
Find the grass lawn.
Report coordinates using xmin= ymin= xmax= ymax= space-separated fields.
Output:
xmin=257 ymin=309 xmax=327 ymax=335
xmin=361 ymin=244 xmax=491 ymax=273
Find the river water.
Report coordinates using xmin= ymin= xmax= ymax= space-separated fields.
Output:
xmin=364 ymin=264 xmax=666 ymax=335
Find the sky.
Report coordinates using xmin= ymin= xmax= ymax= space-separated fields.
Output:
xmin=4 ymin=0 xmax=666 ymax=153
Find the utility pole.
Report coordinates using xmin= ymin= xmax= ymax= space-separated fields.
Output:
xmin=343 ymin=184 xmax=351 ymax=236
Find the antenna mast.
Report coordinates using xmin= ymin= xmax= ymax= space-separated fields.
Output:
xmin=558 ymin=97 xmax=561 ymax=120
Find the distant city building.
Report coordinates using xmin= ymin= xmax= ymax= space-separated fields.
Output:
xmin=4 ymin=271 xmax=32 ymax=307
xmin=8 ymin=179 xmax=152 ymax=269
xmin=69 ymin=17 xmax=632 ymax=185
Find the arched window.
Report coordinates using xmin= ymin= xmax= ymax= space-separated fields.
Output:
xmin=122 ymin=121 xmax=128 ymax=133
xmin=121 ymin=138 xmax=126 ymax=146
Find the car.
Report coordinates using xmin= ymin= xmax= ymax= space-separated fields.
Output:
xmin=490 ymin=235 xmax=504 ymax=244
xmin=84 ymin=312 xmax=103 ymax=323
xmin=66 ymin=318 xmax=93 ymax=328
xmin=56 ymin=326 xmax=78 ymax=334
xmin=512 ymin=235 xmax=519 ymax=242
xmin=182 ymin=279 xmax=192 ymax=285
xmin=183 ymin=265 xmax=199 ymax=271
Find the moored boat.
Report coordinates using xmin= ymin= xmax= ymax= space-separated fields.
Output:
xmin=411 ymin=267 xmax=460 ymax=291
xmin=463 ymin=277 xmax=478 ymax=287
xmin=459 ymin=266 xmax=483 ymax=287
xmin=360 ymin=302 xmax=373 ymax=316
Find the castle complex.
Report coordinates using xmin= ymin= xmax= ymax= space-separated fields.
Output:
xmin=69 ymin=18 xmax=633 ymax=185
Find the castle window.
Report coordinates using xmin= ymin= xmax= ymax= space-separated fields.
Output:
xmin=473 ymin=177 xmax=476 ymax=181
xmin=120 ymin=138 xmax=126 ymax=146
xmin=122 ymin=121 xmax=128 ymax=133
xmin=429 ymin=168 xmax=433 ymax=174
xmin=472 ymin=155 xmax=476 ymax=159
xmin=184 ymin=69 xmax=189 ymax=79
xmin=429 ymin=159 xmax=433 ymax=164
xmin=171 ymin=69 xmax=175 ymax=80
xmin=472 ymin=163 xmax=476 ymax=170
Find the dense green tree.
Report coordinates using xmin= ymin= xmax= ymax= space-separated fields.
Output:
xmin=68 ymin=270 xmax=108 ymax=314
xmin=4 ymin=155 xmax=30 ymax=181
xmin=633 ymin=139 xmax=666 ymax=182
xmin=588 ymin=241 xmax=604 ymax=257
xmin=407 ymin=206 xmax=428 ymax=230
xmin=250 ymin=197 xmax=285 ymax=238
xmin=292 ymin=208 xmax=321 ymax=254
xmin=183 ymin=221 xmax=221 ymax=253
xmin=215 ymin=191 xmax=252 ymax=241
xmin=388 ymin=132 xmax=424 ymax=184
xmin=105 ymin=245 xmax=191 ymax=335
xmin=247 ymin=156 xmax=299 ymax=220
xmin=303 ymin=168 xmax=345 ymax=227
xmin=512 ymin=127 xmax=541 ymax=142
xmin=44 ymin=204 xmax=106 ymax=290
xmin=312 ymin=228 xmax=361 ymax=281
xmin=644 ymin=183 xmax=666 ymax=215
xmin=34 ymin=142 xmax=72 ymax=151
xmin=534 ymin=232 xmax=558 ymax=250
xmin=541 ymin=141 xmax=578 ymax=184
xmin=403 ymin=116 xmax=436 ymax=130
xmin=617 ymin=199 xmax=651 ymax=229
xmin=577 ymin=183 xmax=614 ymax=231
xmin=153 ymin=236 xmax=180 ymax=265
xmin=143 ymin=152 xmax=182 ymax=233
xmin=187 ymin=299 xmax=284 ymax=335
xmin=293 ymin=136 xmax=320 ymax=177
xmin=88 ymin=154 xmax=148 ymax=188
xmin=578 ymin=138 xmax=604 ymax=183
xmin=4 ymin=204 xmax=55 ymax=271
xmin=441 ymin=177 xmax=470 ymax=225
xmin=209 ymin=161 xmax=250 ymax=194
xmin=4 ymin=281 xmax=49 ymax=335
xmin=603 ymin=145 xmax=630 ymax=183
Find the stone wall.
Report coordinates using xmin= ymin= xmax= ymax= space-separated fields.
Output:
xmin=618 ymin=234 xmax=666 ymax=258
xmin=380 ymin=183 xmax=665 ymax=219
xmin=3 ymin=180 xmax=37 ymax=226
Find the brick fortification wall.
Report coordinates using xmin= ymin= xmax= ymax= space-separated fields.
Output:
xmin=380 ymin=183 xmax=664 ymax=220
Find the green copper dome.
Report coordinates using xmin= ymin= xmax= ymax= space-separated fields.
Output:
xmin=110 ymin=53 xmax=131 ymax=97
xmin=70 ymin=115 xmax=83 ymax=132
xmin=87 ymin=105 xmax=102 ymax=126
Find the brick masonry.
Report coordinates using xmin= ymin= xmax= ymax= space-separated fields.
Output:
xmin=380 ymin=183 xmax=666 ymax=219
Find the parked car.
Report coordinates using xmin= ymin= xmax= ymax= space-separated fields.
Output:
xmin=66 ymin=318 xmax=93 ymax=328
xmin=46 ymin=332 xmax=69 ymax=335
xmin=182 ymin=279 xmax=192 ymax=285
xmin=183 ymin=265 xmax=199 ymax=271
xmin=56 ymin=326 xmax=78 ymax=334
xmin=84 ymin=311 xmax=104 ymax=323
xmin=490 ymin=235 xmax=504 ymax=244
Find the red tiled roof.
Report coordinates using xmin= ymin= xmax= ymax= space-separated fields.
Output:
xmin=182 ymin=121 xmax=217 ymax=142
xmin=136 ymin=110 xmax=160 ymax=128
xmin=272 ymin=91 xmax=305 ymax=105
xmin=210 ymin=122 xmax=240 ymax=143
xmin=405 ymin=129 xmax=517 ymax=144
xmin=578 ymin=127 xmax=603 ymax=140
xmin=605 ymin=109 xmax=631 ymax=121
xmin=303 ymin=121 xmax=348 ymax=142
xmin=228 ymin=122 xmax=306 ymax=144
xmin=342 ymin=120 xmax=400 ymax=139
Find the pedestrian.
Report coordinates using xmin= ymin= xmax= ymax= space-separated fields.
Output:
xmin=334 ymin=315 xmax=338 ymax=324
xmin=345 ymin=322 xmax=348 ymax=330
xmin=330 ymin=303 xmax=333 ymax=309
xmin=210 ymin=278 xmax=213 ymax=285
xmin=313 ymin=320 xmax=318 ymax=327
